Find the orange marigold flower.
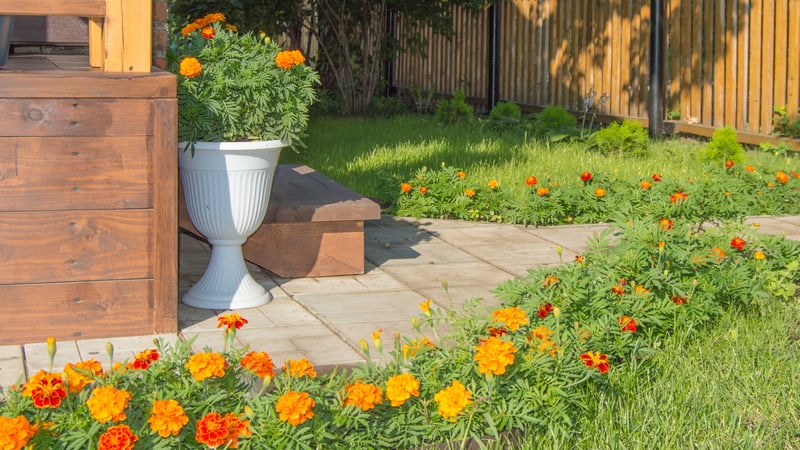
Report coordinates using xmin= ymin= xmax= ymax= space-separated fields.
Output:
xmin=611 ymin=285 xmax=625 ymax=295
xmin=372 ymin=329 xmax=383 ymax=353
xmin=401 ymin=182 xmax=412 ymax=193
xmin=525 ymin=175 xmax=538 ymax=186
xmin=651 ymin=173 xmax=662 ymax=182
xmin=282 ymin=358 xmax=317 ymax=378
xmin=186 ymin=352 xmax=229 ymax=382
xmin=218 ymin=313 xmax=248 ymax=330
xmin=531 ymin=325 xmax=553 ymax=341
xmin=149 ymin=399 xmax=189 ymax=438
xmin=201 ymin=26 xmax=215 ymax=39
xmin=710 ymin=247 xmax=727 ymax=261
xmin=275 ymin=49 xmax=306 ymax=69
xmin=730 ymin=237 xmax=746 ymax=251
xmin=98 ymin=424 xmax=137 ymax=450
xmin=640 ymin=180 xmax=652 ymax=190
xmin=419 ymin=186 xmax=429 ymax=194
xmin=434 ymin=380 xmax=473 ymax=421
xmin=768 ymin=182 xmax=775 ymax=188
xmin=619 ymin=316 xmax=637 ymax=333
xmin=385 ymin=373 xmax=420 ymax=407
xmin=491 ymin=307 xmax=529 ymax=332
xmin=465 ymin=188 xmax=476 ymax=198
xmin=725 ymin=159 xmax=734 ymax=168
xmin=402 ymin=338 xmax=435 ymax=360
xmin=22 ymin=370 xmax=66 ymax=409
xmin=486 ymin=326 xmax=509 ymax=338
xmin=457 ymin=171 xmax=467 ymax=179
xmin=488 ymin=179 xmax=499 ymax=189
xmin=754 ymin=251 xmax=766 ymax=261
xmin=0 ymin=415 xmax=36 ymax=450
xmin=580 ymin=171 xmax=593 ymax=181
xmin=536 ymin=186 xmax=549 ymax=196
xmin=634 ymin=284 xmax=650 ymax=296
xmin=240 ymin=351 xmax=275 ymax=378
xmin=659 ymin=218 xmax=674 ymax=231
xmin=776 ymin=171 xmax=789 ymax=183
xmin=594 ymin=187 xmax=606 ymax=197
xmin=669 ymin=190 xmax=688 ymax=204
xmin=196 ymin=412 xmax=252 ymax=447
xmin=580 ymin=350 xmax=610 ymax=374
xmin=575 ymin=254 xmax=585 ymax=264
xmin=276 ymin=391 xmax=316 ymax=425
xmin=179 ymin=57 xmax=202 ymax=78
xmin=671 ymin=295 xmax=688 ymax=305
xmin=745 ymin=165 xmax=756 ymax=172
xmin=474 ymin=336 xmax=517 ymax=376
xmin=127 ymin=348 xmax=159 ymax=370
xmin=344 ymin=382 xmax=383 ymax=411
xmin=64 ymin=359 xmax=103 ymax=393
xmin=419 ymin=298 xmax=432 ymax=316
xmin=537 ymin=302 xmax=553 ymax=318
xmin=87 ymin=385 xmax=132 ymax=423
xmin=543 ymin=275 xmax=558 ymax=287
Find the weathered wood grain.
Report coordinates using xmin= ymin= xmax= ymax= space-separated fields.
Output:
xmin=0 ymin=99 xmax=154 ymax=137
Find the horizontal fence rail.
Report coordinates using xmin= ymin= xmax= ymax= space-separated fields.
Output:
xmin=391 ymin=0 xmax=800 ymax=140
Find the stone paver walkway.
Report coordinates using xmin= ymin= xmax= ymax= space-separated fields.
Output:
xmin=2 ymin=215 xmax=800 ymax=388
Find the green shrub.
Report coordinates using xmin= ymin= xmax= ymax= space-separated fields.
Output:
xmin=586 ymin=120 xmax=649 ymax=157
xmin=533 ymin=105 xmax=578 ymax=141
xmin=773 ymin=105 xmax=800 ymax=139
xmin=367 ymin=95 xmax=409 ymax=117
xmin=698 ymin=126 xmax=744 ymax=164
xmin=482 ymin=101 xmax=531 ymax=134
xmin=434 ymin=89 xmax=474 ymax=125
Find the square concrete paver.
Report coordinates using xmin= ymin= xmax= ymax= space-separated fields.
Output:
xmin=0 ymin=346 xmax=25 ymax=389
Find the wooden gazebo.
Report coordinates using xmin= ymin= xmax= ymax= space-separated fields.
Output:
xmin=0 ymin=0 xmax=178 ymax=345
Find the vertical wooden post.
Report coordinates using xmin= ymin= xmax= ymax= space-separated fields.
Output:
xmin=648 ymin=0 xmax=665 ymax=137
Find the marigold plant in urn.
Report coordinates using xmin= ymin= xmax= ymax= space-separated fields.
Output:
xmin=169 ymin=13 xmax=319 ymax=310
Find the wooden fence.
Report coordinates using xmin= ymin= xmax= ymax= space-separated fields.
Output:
xmin=392 ymin=0 xmax=800 ymax=139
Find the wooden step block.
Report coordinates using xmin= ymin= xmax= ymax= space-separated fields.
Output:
xmin=179 ymin=164 xmax=381 ymax=278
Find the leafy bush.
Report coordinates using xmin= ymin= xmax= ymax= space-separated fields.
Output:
xmin=482 ymin=101 xmax=531 ymax=134
xmin=773 ymin=105 xmax=800 ymax=139
xmin=434 ymin=89 xmax=475 ymax=125
xmin=586 ymin=120 xmax=649 ymax=157
xmin=367 ymin=95 xmax=409 ymax=117
xmin=697 ymin=126 xmax=744 ymax=164
xmin=533 ymin=105 xmax=578 ymax=141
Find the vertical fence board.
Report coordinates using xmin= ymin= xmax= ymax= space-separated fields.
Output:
xmin=760 ymin=0 xmax=774 ymax=133
xmin=772 ymin=0 xmax=787 ymax=116
xmin=667 ymin=0 xmax=681 ymax=115
xmin=788 ymin=0 xmax=800 ymax=119
xmin=714 ymin=0 xmax=727 ymax=126
xmin=638 ymin=0 xmax=650 ymax=117
xmin=701 ymin=0 xmax=714 ymax=125
xmin=748 ymin=0 xmax=762 ymax=132
xmin=620 ymin=0 xmax=632 ymax=115
xmin=736 ymin=0 xmax=748 ymax=130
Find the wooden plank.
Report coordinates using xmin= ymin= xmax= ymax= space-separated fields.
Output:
xmin=666 ymin=0 xmax=680 ymax=113
xmin=610 ymin=0 xmax=621 ymax=114
xmin=701 ymin=0 xmax=714 ymax=125
xmin=773 ymin=0 xmax=788 ymax=114
xmin=0 ymin=0 xmax=106 ymax=17
xmin=535 ymin=0 xmax=546 ymax=105
xmin=788 ymin=0 xmax=800 ymax=119
xmin=0 ymin=210 xmax=152 ymax=284
xmin=620 ymin=0 xmax=632 ymax=115
xmin=760 ymin=0 xmax=775 ymax=134
xmin=724 ymin=0 xmax=737 ymax=127
xmin=748 ymin=0 xmax=763 ymax=132
xmin=0 ymin=64 xmax=176 ymax=98
xmin=672 ymin=122 xmax=800 ymax=150
xmin=689 ymin=0 xmax=702 ymax=124
xmin=637 ymin=0 xmax=650 ymax=117
xmin=151 ymin=98 xmax=178 ymax=333
xmin=89 ymin=17 xmax=103 ymax=68
xmin=0 ymin=280 xmax=154 ymax=345
xmin=736 ymin=0 xmax=748 ymax=130
xmin=0 ymin=99 xmax=154 ymax=137
xmin=714 ymin=0 xmax=728 ymax=126
xmin=120 ymin=0 xmax=152 ymax=72
xmin=0 ymin=136 xmax=152 ymax=211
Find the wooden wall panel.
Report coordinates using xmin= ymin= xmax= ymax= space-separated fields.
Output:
xmin=0 ymin=280 xmax=153 ymax=345
xmin=0 ymin=99 xmax=154 ymax=137
xmin=0 ymin=210 xmax=152 ymax=284
xmin=0 ymin=136 xmax=152 ymax=211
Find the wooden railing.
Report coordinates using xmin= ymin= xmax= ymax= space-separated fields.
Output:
xmin=0 ymin=0 xmax=152 ymax=72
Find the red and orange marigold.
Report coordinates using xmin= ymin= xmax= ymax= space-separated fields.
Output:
xmin=98 ymin=424 xmax=138 ymax=450
xmin=658 ymin=218 xmax=674 ymax=231
xmin=87 ymin=385 xmax=132 ymax=423
xmin=580 ymin=350 xmax=610 ymax=374
xmin=22 ymin=370 xmax=67 ymax=409
xmin=419 ymin=186 xmax=429 ymax=194
xmin=127 ymin=348 xmax=159 ymax=370
xmin=474 ymin=336 xmax=517 ymax=376
xmin=344 ymin=382 xmax=383 ymax=411
xmin=0 ymin=415 xmax=36 ymax=450
xmin=536 ymin=186 xmax=549 ymax=196
xmin=537 ymin=302 xmax=553 ymax=318
xmin=640 ymin=180 xmax=652 ymax=190
xmin=491 ymin=306 xmax=529 ymax=332
xmin=776 ymin=171 xmax=789 ymax=184
xmin=200 ymin=26 xmax=215 ymax=39
xmin=669 ymin=190 xmax=688 ymax=204
xmin=525 ymin=175 xmax=538 ymax=186
xmin=671 ymin=295 xmax=688 ymax=305
xmin=594 ymin=187 xmax=606 ymax=197
xmin=240 ymin=351 xmax=275 ymax=378
xmin=434 ymin=380 xmax=473 ymax=421
xmin=195 ymin=412 xmax=252 ymax=447
xmin=218 ymin=313 xmax=248 ymax=330
xmin=385 ymin=373 xmax=420 ymax=407
xmin=619 ymin=316 xmax=637 ymax=333
xmin=186 ymin=352 xmax=229 ymax=382
xmin=488 ymin=179 xmax=499 ymax=189
xmin=149 ymin=399 xmax=189 ymax=438
xmin=580 ymin=171 xmax=593 ymax=181
xmin=465 ymin=188 xmax=476 ymax=198
xmin=651 ymin=173 xmax=662 ymax=182
xmin=730 ymin=237 xmax=746 ymax=251
xmin=276 ymin=391 xmax=316 ymax=425
xmin=457 ymin=171 xmax=467 ymax=179
xmin=401 ymin=182 xmax=412 ymax=193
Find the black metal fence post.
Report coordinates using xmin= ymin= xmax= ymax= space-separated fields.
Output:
xmin=487 ymin=3 xmax=500 ymax=112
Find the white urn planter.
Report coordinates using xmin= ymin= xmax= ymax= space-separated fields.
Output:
xmin=179 ymin=140 xmax=285 ymax=310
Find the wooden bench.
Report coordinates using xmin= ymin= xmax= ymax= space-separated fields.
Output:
xmin=179 ymin=164 xmax=381 ymax=278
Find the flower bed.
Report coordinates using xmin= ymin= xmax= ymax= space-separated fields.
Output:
xmin=2 ymin=211 xmax=799 ymax=448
